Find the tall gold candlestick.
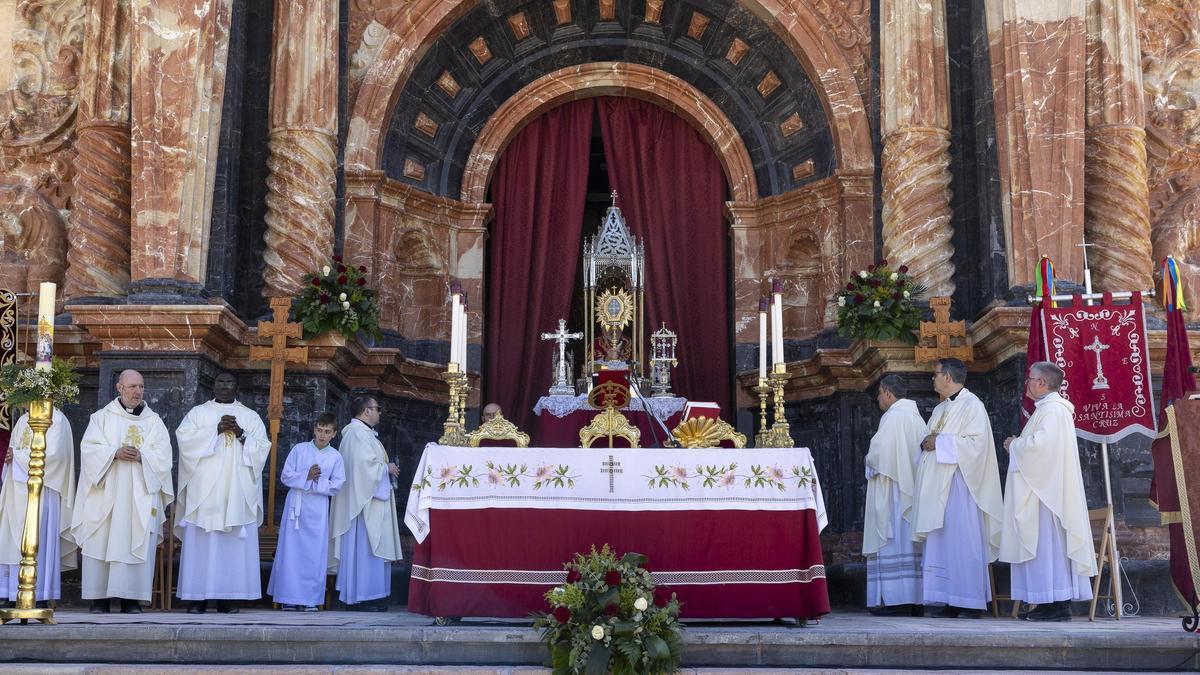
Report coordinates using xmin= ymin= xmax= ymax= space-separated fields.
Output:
xmin=762 ymin=365 xmax=793 ymax=448
xmin=755 ymin=379 xmax=770 ymax=447
xmin=0 ymin=399 xmax=54 ymax=624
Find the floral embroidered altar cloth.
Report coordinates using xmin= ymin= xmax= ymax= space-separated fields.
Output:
xmin=404 ymin=444 xmax=829 ymax=619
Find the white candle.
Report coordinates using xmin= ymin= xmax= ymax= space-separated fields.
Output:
xmin=36 ymin=281 xmax=55 ymax=370
xmin=459 ymin=296 xmax=468 ymax=370
xmin=771 ymin=281 xmax=784 ymax=366
xmin=758 ymin=298 xmax=768 ymax=380
xmin=450 ymin=294 xmax=462 ymax=367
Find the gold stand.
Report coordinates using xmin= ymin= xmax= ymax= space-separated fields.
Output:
xmin=759 ymin=366 xmax=794 ymax=448
xmin=1 ymin=399 xmax=54 ymax=625
xmin=754 ymin=379 xmax=770 ymax=447
xmin=438 ymin=364 xmax=469 ymax=446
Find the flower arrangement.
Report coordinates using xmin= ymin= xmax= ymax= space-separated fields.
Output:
xmin=0 ymin=357 xmax=80 ymax=407
xmin=295 ymin=255 xmax=382 ymax=341
xmin=534 ymin=545 xmax=683 ymax=675
xmin=835 ymin=259 xmax=925 ymax=345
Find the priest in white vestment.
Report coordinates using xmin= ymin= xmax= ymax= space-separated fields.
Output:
xmin=268 ymin=412 xmax=346 ymax=610
xmin=72 ymin=369 xmax=174 ymax=613
xmin=0 ymin=406 xmax=76 ymax=606
xmin=1001 ymin=361 xmax=1095 ymax=621
xmin=863 ymin=375 xmax=925 ymax=615
xmin=912 ymin=358 xmax=1004 ymax=618
xmin=330 ymin=396 xmax=402 ymax=609
xmin=174 ymin=372 xmax=271 ymax=613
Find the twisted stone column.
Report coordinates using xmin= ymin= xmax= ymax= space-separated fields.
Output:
xmin=262 ymin=0 xmax=338 ymax=297
xmin=66 ymin=0 xmax=132 ymax=299
xmin=880 ymin=0 xmax=955 ymax=297
xmin=1084 ymin=0 xmax=1153 ymax=293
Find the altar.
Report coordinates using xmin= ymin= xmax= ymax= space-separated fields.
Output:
xmin=404 ymin=443 xmax=830 ymax=621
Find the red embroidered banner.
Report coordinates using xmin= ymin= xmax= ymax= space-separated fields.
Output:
xmin=1039 ymin=293 xmax=1156 ymax=443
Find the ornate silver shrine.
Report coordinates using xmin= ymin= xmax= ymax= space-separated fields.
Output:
xmin=649 ymin=323 xmax=678 ymax=397
xmin=582 ymin=191 xmax=646 ymax=379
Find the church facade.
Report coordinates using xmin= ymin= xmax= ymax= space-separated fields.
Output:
xmin=0 ymin=0 xmax=1196 ymax=606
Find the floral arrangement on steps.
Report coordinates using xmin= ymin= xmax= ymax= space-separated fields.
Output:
xmin=295 ymin=255 xmax=383 ymax=341
xmin=0 ymin=357 xmax=80 ymax=407
xmin=534 ymin=545 xmax=683 ymax=675
xmin=835 ymin=259 xmax=925 ymax=346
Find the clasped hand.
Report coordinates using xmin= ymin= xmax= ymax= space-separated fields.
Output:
xmin=116 ymin=445 xmax=141 ymax=462
xmin=920 ymin=434 xmax=938 ymax=452
xmin=307 ymin=463 xmax=321 ymax=481
xmin=216 ymin=415 xmax=243 ymax=438
xmin=387 ymin=462 xmax=400 ymax=478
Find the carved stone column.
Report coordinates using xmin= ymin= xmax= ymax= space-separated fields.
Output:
xmin=67 ymin=0 xmax=132 ymax=300
xmin=880 ymin=0 xmax=955 ymax=297
xmin=1083 ymin=0 xmax=1153 ymax=293
xmin=262 ymin=0 xmax=338 ymax=297
xmin=986 ymin=0 xmax=1087 ymax=285
xmin=129 ymin=0 xmax=232 ymax=291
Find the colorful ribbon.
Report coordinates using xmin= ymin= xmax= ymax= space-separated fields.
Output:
xmin=1161 ymin=256 xmax=1188 ymax=313
xmin=1034 ymin=255 xmax=1056 ymax=308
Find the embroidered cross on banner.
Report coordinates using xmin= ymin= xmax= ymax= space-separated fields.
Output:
xmin=1084 ymin=335 xmax=1111 ymax=390
xmin=600 ymin=455 xmax=622 ymax=493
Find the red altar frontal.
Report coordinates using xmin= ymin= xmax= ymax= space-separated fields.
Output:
xmin=404 ymin=444 xmax=830 ymax=620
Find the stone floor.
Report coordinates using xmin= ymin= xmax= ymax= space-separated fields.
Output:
xmin=0 ymin=609 xmax=1195 ymax=671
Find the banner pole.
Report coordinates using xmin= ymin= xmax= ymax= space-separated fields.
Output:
xmin=1078 ymin=240 xmax=1123 ymax=619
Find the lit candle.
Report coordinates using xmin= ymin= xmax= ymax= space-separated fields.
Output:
xmin=758 ymin=296 xmax=768 ymax=381
xmin=36 ymin=282 xmax=55 ymax=370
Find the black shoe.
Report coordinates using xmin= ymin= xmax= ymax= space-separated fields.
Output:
xmin=869 ymin=604 xmax=914 ymax=616
xmin=910 ymin=605 xmax=925 ymax=617
xmin=187 ymin=600 xmax=207 ymax=614
xmin=0 ymin=598 xmax=11 ymax=609
xmin=216 ymin=600 xmax=239 ymax=614
xmin=89 ymin=599 xmax=111 ymax=614
xmin=935 ymin=605 xmax=961 ymax=618
xmin=34 ymin=600 xmax=48 ymax=609
xmin=957 ymin=608 xmax=983 ymax=619
xmin=347 ymin=599 xmax=389 ymax=612
xmin=1024 ymin=600 xmax=1071 ymax=622
xmin=120 ymin=599 xmax=143 ymax=614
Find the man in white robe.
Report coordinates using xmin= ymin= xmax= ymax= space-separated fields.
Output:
xmin=72 ymin=369 xmax=174 ymax=613
xmin=1001 ymin=361 xmax=1095 ymax=621
xmin=175 ymin=372 xmax=271 ymax=613
xmin=863 ymin=375 xmax=925 ymax=615
xmin=912 ymin=358 xmax=1004 ymax=618
xmin=0 ymin=406 xmax=76 ymax=607
xmin=268 ymin=412 xmax=346 ymax=610
xmin=330 ymin=396 xmax=402 ymax=609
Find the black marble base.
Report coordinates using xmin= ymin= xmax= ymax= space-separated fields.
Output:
xmin=126 ymin=279 xmax=210 ymax=305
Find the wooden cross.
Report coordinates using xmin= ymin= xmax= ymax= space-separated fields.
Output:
xmin=914 ymin=296 xmax=972 ymax=363
xmin=600 ymin=455 xmax=622 ymax=494
xmin=248 ymin=296 xmax=309 ymax=536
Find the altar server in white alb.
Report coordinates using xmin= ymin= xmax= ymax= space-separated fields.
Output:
xmin=330 ymin=396 xmax=402 ymax=610
xmin=73 ymin=369 xmax=174 ymax=613
xmin=268 ymin=412 xmax=346 ymax=610
xmin=863 ymin=374 xmax=925 ymax=615
xmin=175 ymin=372 xmax=271 ymax=613
xmin=0 ymin=405 xmax=76 ymax=607
xmin=1001 ymin=361 xmax=1095 ymax=621
xmin=912 ymin=358 xmax=1004 ymax=618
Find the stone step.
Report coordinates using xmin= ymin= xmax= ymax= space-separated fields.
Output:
xmin=0 ymin=610 xmax=1194 ymax=671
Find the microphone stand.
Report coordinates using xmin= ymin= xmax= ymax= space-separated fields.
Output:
xmin=627 ymin=369 xmax=674 ymax=447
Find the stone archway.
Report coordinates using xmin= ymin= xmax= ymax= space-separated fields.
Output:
xmin=460 ymin=63 xmax=757 ymax=203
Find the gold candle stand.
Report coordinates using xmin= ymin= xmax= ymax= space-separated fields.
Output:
xmin=1 ymin=399 xmax=54 ymax=625
xmin=754 ymin=378 xmax=770 ymax=447
xmin=759 ymin=365 xmax=794 ymax=448
xmin=438 ymin=364 xmax=470 ymax=446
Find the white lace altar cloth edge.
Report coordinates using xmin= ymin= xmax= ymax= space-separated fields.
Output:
xmin=533 ymin=394 xmax=688 ymax=418
xmin=404 ymin=443 xmax=826 ymax=544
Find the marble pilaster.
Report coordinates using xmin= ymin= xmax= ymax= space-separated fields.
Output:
xmin=66 ymin=0 xmax=132 ymax=300
xmin=262 ymin=0 xmax=338 ymax=298
xmin=1084 ymin=0 xmax=1153 ymax=294
xmin=880 ymin=0 xmax=956 ymax=298
xmin=986 ymin=0 xmax=1088 ymax=285
xmin=129 ymin=0 xmax=232 ymax=287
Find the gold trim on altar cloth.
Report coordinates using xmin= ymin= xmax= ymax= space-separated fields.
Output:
xmin=672 ymin=416 xmax=746 ymax=449
xmin=466 ymin=412 xmax=531 ymax=448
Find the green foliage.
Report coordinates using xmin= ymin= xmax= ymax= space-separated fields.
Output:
xmin=294 ymin=256 xmax=382 ymax=341
xmin=0 ymin=358 xmax=80 ymax=407
xmin=533 ymin=544 xmax=684 ymax=675
xmin=835 ymin=259 xmax=926 ymax=345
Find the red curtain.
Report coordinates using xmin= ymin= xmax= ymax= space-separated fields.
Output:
xmin=598 ymin=97 xmax=732 ymax=418
xmin=484 ymin=99 xmax=596 ymax=434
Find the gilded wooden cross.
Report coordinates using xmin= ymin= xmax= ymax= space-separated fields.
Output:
xmin=600 ymin=455 xmax=622 ymax=494
xmin=914 ymin=296 xmax=972 ymax=363
xmin=249 ymin=296 xmax=309 ymax=536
